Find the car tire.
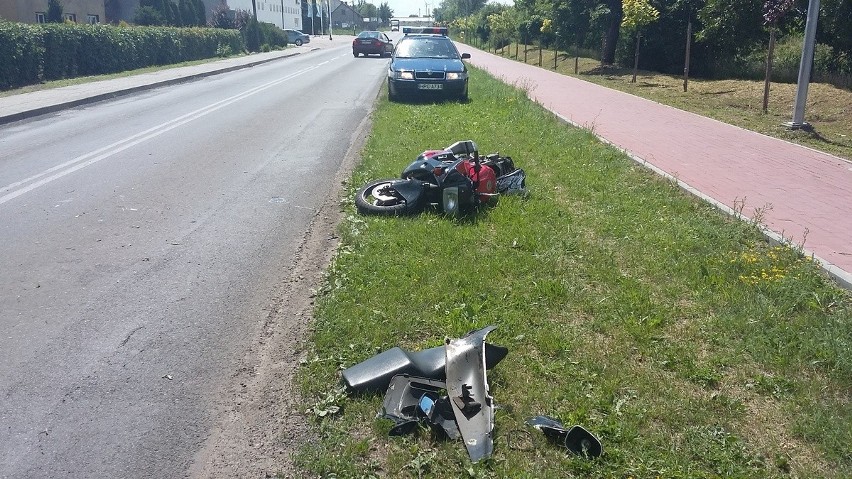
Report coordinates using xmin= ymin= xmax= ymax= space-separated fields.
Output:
xmin=295 ymin=39 xmax=303 ymax=46
xmin=388 ymin=83 xmax=398 ymax=102
xmin=353 ymin=51 xmax=359 ymax=57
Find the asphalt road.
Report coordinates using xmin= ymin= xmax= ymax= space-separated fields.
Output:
xmin=0 ymin=44 xmax=387 ymax=478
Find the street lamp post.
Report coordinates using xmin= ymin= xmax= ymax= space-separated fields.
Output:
xmin=786 ymin=0 xmax=820 ymax=130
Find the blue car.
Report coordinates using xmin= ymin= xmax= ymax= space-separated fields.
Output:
xmin=387 ymin=30 xmax=470 ymax=102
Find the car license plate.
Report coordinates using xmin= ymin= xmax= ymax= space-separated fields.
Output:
xmin=418 ymin=83 xmax=443 ymax=90
xmin=359 ymin=39 xmax=372 ymax=44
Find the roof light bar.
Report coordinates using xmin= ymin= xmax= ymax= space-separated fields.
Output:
xmin=402 ymin=26 xmax=448 ymax=35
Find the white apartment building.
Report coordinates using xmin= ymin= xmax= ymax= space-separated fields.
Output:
xmin=227 ymin=0 xmax=302 ymax=30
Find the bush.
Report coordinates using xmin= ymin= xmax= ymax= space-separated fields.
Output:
xmin=243 ymin=17 xmax=261 ymax=52
xmin=688 ymin=32 xmax=851 ymax=89
xmin=258 ymin=22 xmax=287 ymax=49
xmin=769 ymin=33 xmax=836 ymax=83
xmin=0 ymin=21 xmax=44 ymax=88
xmin=216 ymin=42 xmax=234 ymax=57
xmin=0 ymin=21 xmax=245 ymax=89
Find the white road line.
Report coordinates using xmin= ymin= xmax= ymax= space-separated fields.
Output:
xmin=0 ymin=63 xmax=323 ymax=206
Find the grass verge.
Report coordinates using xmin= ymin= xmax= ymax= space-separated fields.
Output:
xmin=481 ymin=43 xmax=852 ymax=161
xmin=294 ymin=67 xmax=851 ymax=478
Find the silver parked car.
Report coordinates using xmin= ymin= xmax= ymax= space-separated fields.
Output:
xmin=283 ymin=29 xmax=310 ymax=46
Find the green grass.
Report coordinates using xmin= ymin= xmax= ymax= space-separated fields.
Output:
xmin=294 ymin=68 xmax=851 ymax=478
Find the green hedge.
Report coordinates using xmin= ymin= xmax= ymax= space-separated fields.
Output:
xmin=0 ymin=22 xmax=45 ymax=89
xmin=0 ymin=20 xmax=244 ymax=89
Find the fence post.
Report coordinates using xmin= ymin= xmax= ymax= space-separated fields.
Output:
xmin=683 ymin=20 xmax=692 ymax=92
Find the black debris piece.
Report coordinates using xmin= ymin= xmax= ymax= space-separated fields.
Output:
xmin=526 ymin=415 xmax=603 ymax=458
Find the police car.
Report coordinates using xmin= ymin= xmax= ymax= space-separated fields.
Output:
xmin=387 ymin=27 xmax=470 ymax=102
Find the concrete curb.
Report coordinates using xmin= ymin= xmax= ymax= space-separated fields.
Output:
xmin=0 ymin=50 xmax=303 ymax=125
xmin=550 ymin=110 xmax=852 ymax=291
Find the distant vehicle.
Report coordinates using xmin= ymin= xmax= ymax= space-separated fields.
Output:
xmin=353 ymin=31 xmax=394 ymax=57
xmin=387 ymin=31 xmax=470 ymax=101
xmin=283 ymin=29 xmax=309 ymax=46
xmin=390 ymin=19 xmax=400 ymax=31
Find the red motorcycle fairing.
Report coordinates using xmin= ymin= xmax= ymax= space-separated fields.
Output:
xmin=457 ymin=160 xmax=498 ymax=203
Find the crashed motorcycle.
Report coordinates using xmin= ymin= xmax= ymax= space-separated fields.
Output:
xmin=354 ymin=140 xmax=526 ymax=216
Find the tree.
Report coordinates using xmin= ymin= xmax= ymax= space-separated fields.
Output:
xmin=179 ymin=0 xmax=205 ymax=26
xmin=488 ymin=8 xmax=515 ymax=52
xmin=622 ymin=0 xmax=660 ymax=82
xmin=697 ymin=0 xmax=765 ymax=67
xmin=540 ymin=17 xmax=553 ymax=65
xmin=356 ymin=1 xmax=378 ymax=19
xmin=244 ymin=15 xmax=260 ymax=51
xmin=178 ymin=0 xmax=193 ymax=25
xmin=551 ymin=0 xmax=596 ymax=73
xmin=194 ymin=0 xmax=207 ymax=25
xmin=210 ymin=1 xmax=235 ymax=28
xmin=46 ymin=0 xmax=64 ymax=23
xmin=436 ymin=0 xmax=488 ymax=23
xmin=135 ymin=6 xmax=167 ymax=25
xmin=137 ymin=0 xmax=178 ymax=25
xmin=762 ymin=0 xmax=795 ymax=112
xmin=824 ymin=0 xmax=852 ymax=55
xmin=379 ymin=2 xmax=393 ymax=25
xmin=599 ymin=0 xmax=622 ymax=65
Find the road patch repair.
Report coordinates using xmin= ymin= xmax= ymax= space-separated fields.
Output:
xmin=340 ymin=326 xmax=602 ymax=462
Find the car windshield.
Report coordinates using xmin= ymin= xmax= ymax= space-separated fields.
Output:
xmin=394 ymin=38 xmax=457 ymax=59
xmin=358 ymin=31 xmax=381 ymax=39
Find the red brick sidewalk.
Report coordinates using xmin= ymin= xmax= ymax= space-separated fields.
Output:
xmin=461 ymin=45 xmax=852 ymax=288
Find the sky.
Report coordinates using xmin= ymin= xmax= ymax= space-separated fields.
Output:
xmin=384 ymin=0 xmax=513 ymax=18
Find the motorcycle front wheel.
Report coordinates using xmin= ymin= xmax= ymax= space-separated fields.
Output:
xmin=355 ymin=179 xmax=416 ymax=216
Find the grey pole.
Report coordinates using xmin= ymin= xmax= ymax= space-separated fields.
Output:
xmin=787 ymin=0 xmax=820 ymax=130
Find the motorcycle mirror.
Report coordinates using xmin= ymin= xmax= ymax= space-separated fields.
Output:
xmin=446 ymin=140 xmax=478 ymax=159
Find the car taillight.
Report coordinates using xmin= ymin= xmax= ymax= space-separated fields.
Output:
xmin=373 ymin=40 xmax=381 ymax=46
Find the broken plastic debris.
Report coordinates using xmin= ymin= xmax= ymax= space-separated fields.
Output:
xmin=526 ymin=415 xmax=602 ymax=458
xmin=445 ymin=325 xmax=497 ymax=462
xmin=341 ymin=339 xmax=508 ymax=394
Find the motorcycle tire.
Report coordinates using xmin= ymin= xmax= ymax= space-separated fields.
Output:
xmin=355 ymin=179 xmax=418 ymax=216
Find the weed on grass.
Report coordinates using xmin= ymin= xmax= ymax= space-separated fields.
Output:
xmin=295 ymin=67 xmax=851 ymax=478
